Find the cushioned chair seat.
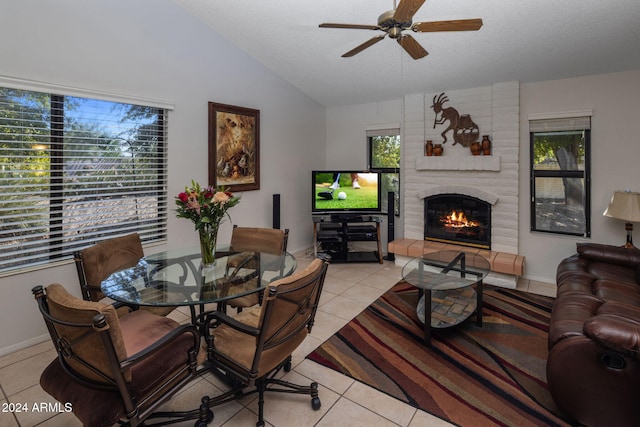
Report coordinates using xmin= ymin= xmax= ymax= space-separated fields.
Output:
xmin=35 ymin=284 xmax=202 ymax=427
xmin=204 ymin=256 xmax=329 ymax=426
xmin=41 ymin=359 xmax=124 ymax=427
xmin=40 ymin=309 xmax=196 ymax=427
xmin=211 ymin=307 xmax=306 ymax=377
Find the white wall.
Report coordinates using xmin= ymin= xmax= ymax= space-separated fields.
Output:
xmin=326 ymin=70 xmax=640 ymax=285
xmin=519 ymin=70 xmax=640 ymax=282
xmin=325 ymin=99 xmax=404 ymax=249
xmin=0 ymin=0 xmax=325 ymax=354
xmin=325 ymin=100 xmax=403 ymax=169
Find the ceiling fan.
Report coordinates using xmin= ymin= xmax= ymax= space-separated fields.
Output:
xmin=319 ymin=0 xmax=483 ymax=60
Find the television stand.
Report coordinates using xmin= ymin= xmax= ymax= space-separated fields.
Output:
xmin=312 ymin=214 xmax=383 ymax=264
xmin=330 ymin=213 xmax=363 ymax=221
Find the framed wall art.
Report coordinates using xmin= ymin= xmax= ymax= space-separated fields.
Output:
xmin=208 ymin=102 xmax=260 ymax=192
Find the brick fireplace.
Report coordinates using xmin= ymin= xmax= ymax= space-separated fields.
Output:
xmin=401 ymin=82 xmax=520 ymax=257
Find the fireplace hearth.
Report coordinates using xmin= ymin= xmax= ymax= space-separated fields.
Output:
xmin=424 ymin=194 xmax=491 ymax=249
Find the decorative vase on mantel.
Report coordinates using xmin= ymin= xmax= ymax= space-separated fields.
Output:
xmin=198 ymin=221 xmax=220 ymax=268
xmin=425 ymin=140 xmax=433 ymax=156
xmin=481 ymin=135 xmax=491 ymax=155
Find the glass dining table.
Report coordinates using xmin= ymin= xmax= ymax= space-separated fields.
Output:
xmin=101 ymin=246 xmax=297 ymax=324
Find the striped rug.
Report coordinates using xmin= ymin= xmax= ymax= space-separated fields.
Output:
xmin=307 ymin=281 xmax=570 ymax=427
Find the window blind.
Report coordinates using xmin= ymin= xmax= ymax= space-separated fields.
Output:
xmin=529 ymin=116 xmax=591 ymax=132
xmin=0 ymin=86 xmax=168 ymax=274
xmin=366 ymin=127 xmax=400 ymax=137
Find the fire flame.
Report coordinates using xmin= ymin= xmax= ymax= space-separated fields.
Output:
xmin=441 ymin=210 xmax=479 ymax=228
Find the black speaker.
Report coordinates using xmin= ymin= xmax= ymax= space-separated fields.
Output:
xmin=385 ymin=191 xmax=395 ymax=261
xmin=273 ymin=194 xmax=281 ymax=229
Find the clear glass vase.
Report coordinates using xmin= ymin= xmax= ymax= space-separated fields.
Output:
xmin=198 ymin=222 xmax=219 ymax=268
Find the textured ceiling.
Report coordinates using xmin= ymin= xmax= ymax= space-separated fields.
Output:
xmin=173 ymin=0 xmax=640 ymax=107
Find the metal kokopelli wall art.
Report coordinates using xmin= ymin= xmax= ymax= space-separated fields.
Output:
xmin=431 ymin=93 xmax=479 ymax=147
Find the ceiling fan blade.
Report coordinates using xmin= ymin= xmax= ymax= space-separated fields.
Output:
xmin=412 ymin=18 xmax=483 ymax=33
xmin=342 ymin=35 xmax=386 ymax=57
xmin=319 ymin=23 xmax=380 ymax=30
xmin=397 ymin=34 xmax=428 ymax=59
xmin=393 ymin=0 xmax=427 ymax=23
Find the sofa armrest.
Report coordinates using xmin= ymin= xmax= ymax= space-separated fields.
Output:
xmin=584 ymin=314 xmax=640 ymax=359
xmin=577 ymin=243 xmax=640 ymax=270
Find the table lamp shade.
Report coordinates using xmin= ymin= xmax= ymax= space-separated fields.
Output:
xmin=603 ymin=191 xmax=640 ymax=222
xmin=603 ymin=191 xmax=640 ymax=249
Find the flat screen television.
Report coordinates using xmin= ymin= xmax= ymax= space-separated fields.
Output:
xmin=312 ymin=170 xmax=381 ymax=215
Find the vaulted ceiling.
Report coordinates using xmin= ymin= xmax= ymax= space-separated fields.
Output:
xmin=173 ymin=0 xmax=640 ymax=107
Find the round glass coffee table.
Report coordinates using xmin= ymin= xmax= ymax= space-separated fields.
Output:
xmin=401 ymin=250 xmax=491 ymax=345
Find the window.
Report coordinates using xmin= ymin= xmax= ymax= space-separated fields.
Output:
xmin=529 ymin=116 xmax=591 ymax=236
xmin=367 ymin=129 xmax=400 ymax=215
xmin=0 ymin=86 xmax=168 ymax=274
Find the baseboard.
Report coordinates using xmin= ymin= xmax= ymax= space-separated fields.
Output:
xmin=0 ymin=334 xmax=49 ymax=358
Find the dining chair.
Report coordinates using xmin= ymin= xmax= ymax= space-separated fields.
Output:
xmin=74 ymin=233 xmax=176 ymax=317
xmin=32 ymin=283 xmax=210 ymax=427
xmin=202 ymin=255 xmax=330 ymax=427
xmin=221 ymin=226 xmax=289 ymax=313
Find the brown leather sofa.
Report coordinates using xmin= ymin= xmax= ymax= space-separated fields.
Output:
xmin=548 ymin=243 xmax=640 ymax=427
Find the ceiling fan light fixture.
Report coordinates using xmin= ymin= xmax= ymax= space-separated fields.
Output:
xmin=388 ymin=27 xmax=403 ymax=39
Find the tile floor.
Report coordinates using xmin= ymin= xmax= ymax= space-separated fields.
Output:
xmin=0 ymin=253 xmax=557 ymax=427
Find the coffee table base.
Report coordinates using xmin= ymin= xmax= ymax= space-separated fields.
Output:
xmin=416 ymin=284 xmax=483 ymax=345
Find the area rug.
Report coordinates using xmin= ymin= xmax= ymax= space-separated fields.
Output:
xmin=307 ymin=281 xmax=570 ymax=427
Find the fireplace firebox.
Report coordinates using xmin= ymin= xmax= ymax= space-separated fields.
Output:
xmin=424 ymin=194 xmax=491 ymax=249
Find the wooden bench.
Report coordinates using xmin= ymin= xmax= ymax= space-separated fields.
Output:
xmin=388 ymin=238 xmax=525 ymax=277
